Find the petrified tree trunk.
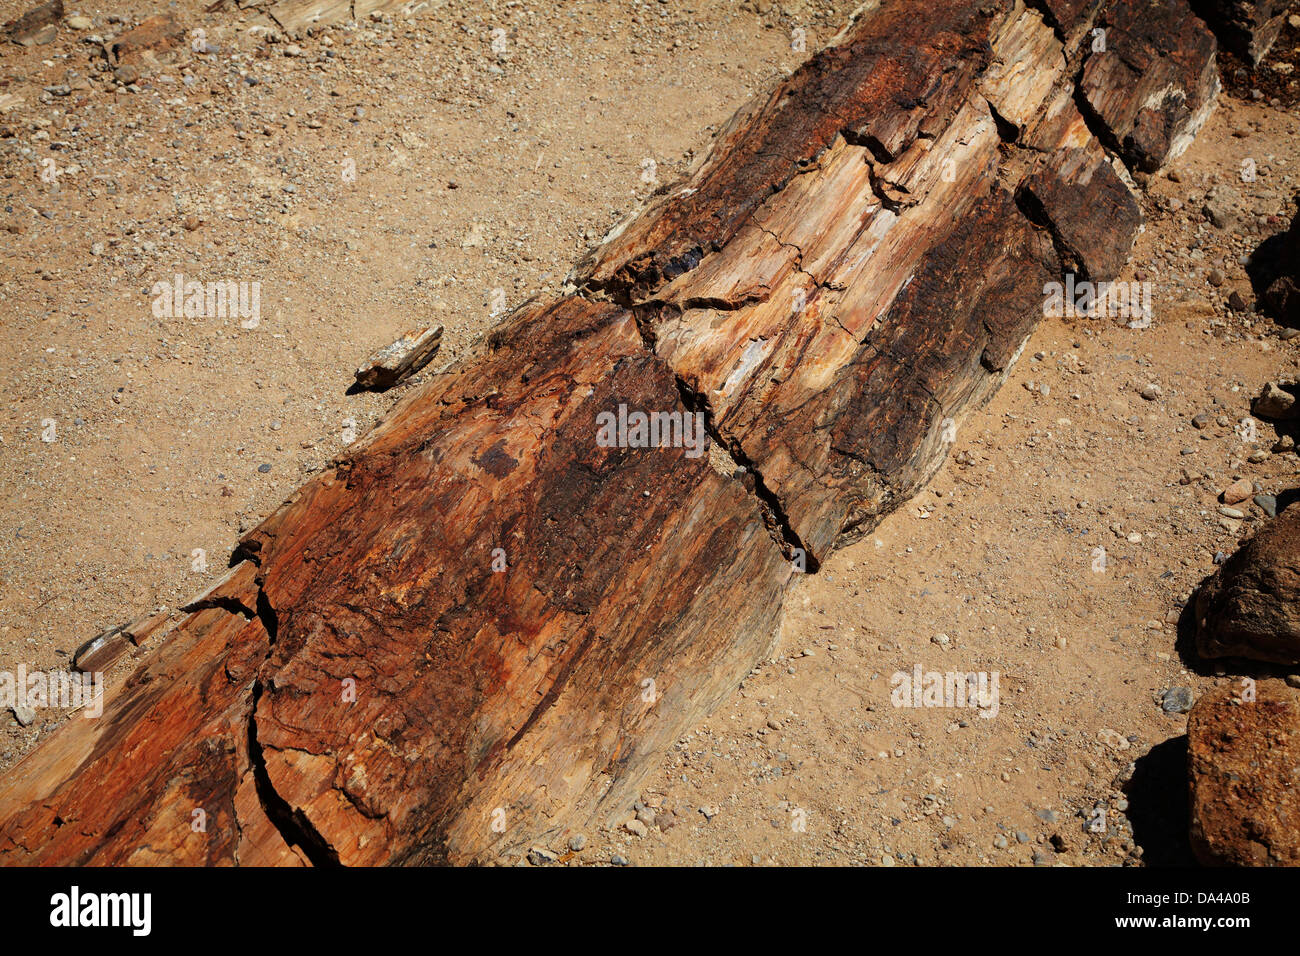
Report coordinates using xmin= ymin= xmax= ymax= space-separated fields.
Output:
xmin=1191 ymin=0 xmax=1295 ymax=63
xmin=0 ymin=0 xmax=1219 ymax=866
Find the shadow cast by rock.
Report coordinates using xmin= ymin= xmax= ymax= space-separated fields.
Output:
xmin=1124 ymin=735 xmax=1195 ymax=866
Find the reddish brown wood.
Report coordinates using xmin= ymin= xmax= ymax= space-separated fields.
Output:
xmin=0 ymin=0 xmax=1220 ymax=866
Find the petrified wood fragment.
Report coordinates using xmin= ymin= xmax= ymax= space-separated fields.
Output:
xmin=1192 ymin=0 xmax=1294 ymax=63
xmin=1079 ymin=0 xmax=1220 ymax=171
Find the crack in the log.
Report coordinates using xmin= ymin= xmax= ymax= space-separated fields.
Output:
xmin=669 ymin=371 xmax=817 ymax=571
xmin=1022 ymin=0 xmax=1067 ymax=45
xmin=983 ymin=97 xmax=1022 ymax=144
xmin=1070 ymin=75 xmax=1129 ymax=168
xmin=243 ymin=581 xmax=342 ymax=867
xmin=181 ymin=594 xmax=257 ymax=620
xmin=616 ymin=289 xmax=815 ymax=568
xmin=1012 ymin=181 xmax=1088 ymax=282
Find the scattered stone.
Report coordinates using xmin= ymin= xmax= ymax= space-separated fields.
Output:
xmin=1255 ymin=493 xmax=1278 ymax=518
xmin=1227 ymin=290 xmax=1249 ymax=311
xmin=1188 ymin=681 xmax=1300 ymax=865
xmin=1228 ymin=479 xmax=1258 ymax=504
xmin=1251 ymin=381 xmax=1297 ymax=420
xmin=1191 ymin=412 xmax=1212 ymax=429
xmin=1160 ymin=686 xmax=1194 ymax=714
xmin=1204 ymin=185 xmax=1243 ymax=230
xmin=1207 ymin=267 xmax=1225 ymax=287
xmin=1222 ymin=476 xmax=1253 ymax=502
xmin=1139 ymin=383 xmax=1162 ymax=401
xmin=3 ymin=0 xmax=62 ymax=46
xmin=527 ymin=846 xmax=558 ymax=865
xmin=625 ymin=818 xmax=647 ymax=837
xmin=65 ymin=13 xmax=90 ymax=30
xmin=1097 ymin=728 xmax=1129 ymax=751
xmin=11 ymin=701 xmax=36 ymax=726
xmin=257 ymin=463 xmax=272 ymax=474
xmin=354 ymin=325 xmax=443 ymax=391
xmin=105 ymin=13 xmax=184 ymax=69
xmin=568 ymin=833 xmax=586 ymax=852
xmin=610 ymin=854 xmax=628 ymax=866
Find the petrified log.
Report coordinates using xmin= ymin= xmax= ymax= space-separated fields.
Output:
xmin=1192 ymin=0 xmax=1294 ymax=63
xmin=0 ymin=0 xmax=1216 ymax=866
xmin=1195 ymin=502 xmax=1300 ymax=666
xmin=1187 ymin=681 xmax=1300 ymax=866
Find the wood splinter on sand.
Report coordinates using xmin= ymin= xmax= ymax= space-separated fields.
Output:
xmin=0 ymin=0 xmax=1224 ymax=865
xmin=353 ymin=325 xmax=445 ymax=392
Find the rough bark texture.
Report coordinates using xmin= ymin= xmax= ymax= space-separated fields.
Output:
xmin=1192 ymin=0 xmax=1294 ymax=63
xmin=1188 ymin=681 xmax=1300 ymax=866
xmin=1078 ymin=0 xmax=1220 ymax=172
xmin=1195 ymin=504 xmax=1300 ymax=666
xmin=0 ymin=0 xmax=1220 ymax=866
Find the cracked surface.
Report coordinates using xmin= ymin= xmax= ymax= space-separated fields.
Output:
xmin=0 ymin=0 xmax=1228 ymax=866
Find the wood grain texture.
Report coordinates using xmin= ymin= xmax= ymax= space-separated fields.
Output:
xmin=1079 ymin=0 xmax=1220 ymax=172
xmin=1191 ymin=0 xmax=1293 ymax=63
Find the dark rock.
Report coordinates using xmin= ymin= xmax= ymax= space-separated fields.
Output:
xmin=1160 ymin=686 xmax=1195 ymax=713
xmin=1196 ymin=505 xmax=1300 ymax=665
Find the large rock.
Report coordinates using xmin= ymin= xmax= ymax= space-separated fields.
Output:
xmin=1196 ymin=504 xmax=1300 ymax=665
xmin=1188 ymin=681 xmax=1300 ymax=866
